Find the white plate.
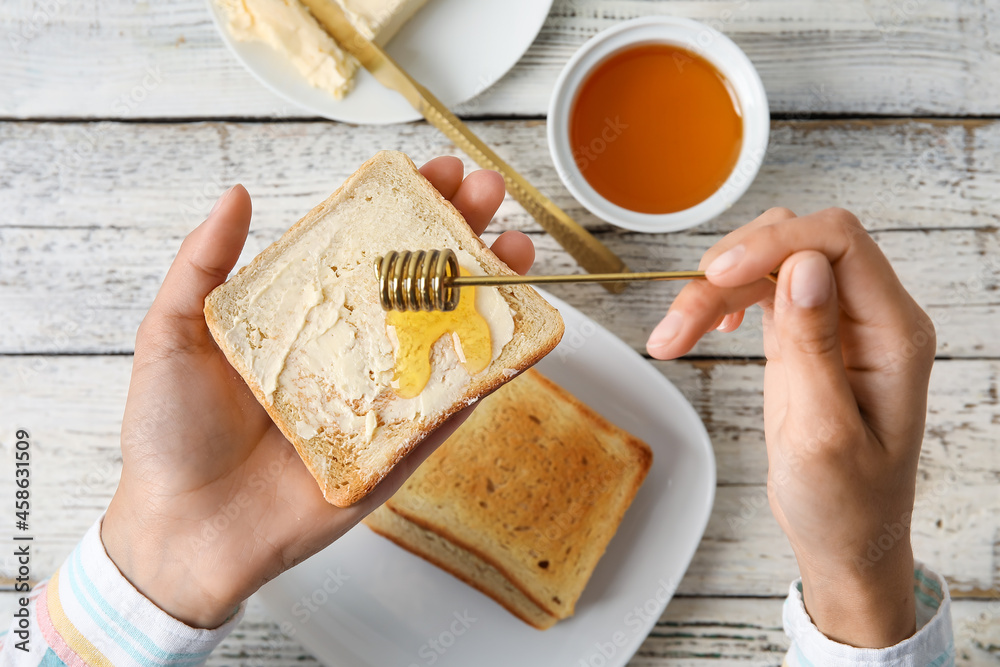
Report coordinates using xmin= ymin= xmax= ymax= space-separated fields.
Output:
xmin=206 ymin=0 xmax=554 ymax=124
xmin=257 ymin=291 xmax=716 ymax=667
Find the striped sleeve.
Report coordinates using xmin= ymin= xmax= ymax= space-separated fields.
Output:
xmin=0 ymin=518 xmax=244 ymax=666
xmin=782 ymin=561 xmax=955 ymax=666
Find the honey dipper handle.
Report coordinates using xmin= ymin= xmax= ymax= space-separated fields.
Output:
xmin=414 ymin=92 xmax=628 ymax=292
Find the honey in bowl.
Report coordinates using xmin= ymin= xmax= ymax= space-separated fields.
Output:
xmin=569 ymin=43 xmax=743 ymax=214
xmin=387 ymin=268 xmax=492 ymax=399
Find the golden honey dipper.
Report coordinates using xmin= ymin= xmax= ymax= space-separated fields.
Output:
xmin=377 ymin=250 xmax=779 ymax=313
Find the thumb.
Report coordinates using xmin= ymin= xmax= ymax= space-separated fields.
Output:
xmin=144 ymin=185 xmax=252 ymax=343
xmin=772 ymin=251 xmax=857 ymax=421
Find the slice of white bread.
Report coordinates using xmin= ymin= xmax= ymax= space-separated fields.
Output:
xmin=204 ymin=151 xmax=564 ymax=507
xmin=364 ymin=369 xmax=653 ymax=629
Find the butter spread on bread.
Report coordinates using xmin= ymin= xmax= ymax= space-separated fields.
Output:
xmin=364 ymin=369 xmax=652 ymax=628
xmin=204 ymin=151 xmax=563 ymax=507
xmin=216 ymin=0 xmax=428 ymax=99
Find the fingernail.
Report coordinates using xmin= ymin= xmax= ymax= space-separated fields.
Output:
xmin=790 ymin=255 xmax=832 ymax=308
xmin=647 ymin=311 xmax=684 ymax=352
xmin=210 ymin=185 xmax=236 ymax=215
xmin=706 ymin=244 xmax=745 ymax=278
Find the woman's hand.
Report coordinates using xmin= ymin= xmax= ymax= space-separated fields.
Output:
xmin=647 ymin=207 xmax=935 ymax=648
xmin=102 ymin=157 xmax=532 ymax=629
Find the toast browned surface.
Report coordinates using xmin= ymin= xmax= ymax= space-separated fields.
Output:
xmin=204 ymin=151 xmax=564 ymax=507
xmin=364 ymin=369 xmax=652 ymax=627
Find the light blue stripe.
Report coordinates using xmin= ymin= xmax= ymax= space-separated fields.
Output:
xmin=793 ymin=640 xmax=815 ymax=667
xmin=927 ymin=638 xmax=955 ymax=667
xmin=65 ymin=550 xmax=168 ymax=666
xmin=914 ymin=568 xmax=944 ymax=599
xmin=914 ymin=585 xmax=939 ymax=611
xmin=70 ymin=546 xmax=214 ymax=665
xmin=39 ymin=647 xmax=68 ymax=667
xmin=67 ymin=547 xmax=209 ymax=667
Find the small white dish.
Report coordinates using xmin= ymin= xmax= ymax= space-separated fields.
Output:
xmin=205 ymin=0 xmax=554 ymax=125
xmin=257 ymin=290 xmax=716 ymax=667
xmin=547 ymin=16 xmax=770 ymax=233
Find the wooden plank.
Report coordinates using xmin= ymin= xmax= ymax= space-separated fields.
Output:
xmin=3 ymin=119 xmax=998 ymax=236
xmin=3 ymin=224 xmax=996 ymax=357
xmin=4 ymin=1 xmax=1000 ymax=118
xmin=0 ymin=593 xmax=996 ymax=665
xmin=2 ymin=119 xmax=998 ymax=356
xmin=2 ymin=356 xmax=997 ymax=598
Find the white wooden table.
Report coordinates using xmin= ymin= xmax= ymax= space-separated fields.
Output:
xmin=2 ymin=1 xmax=999 ymax=664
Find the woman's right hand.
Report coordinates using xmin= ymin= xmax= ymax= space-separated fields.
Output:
xmin=646 ymin=207 xmax=936 ymax=648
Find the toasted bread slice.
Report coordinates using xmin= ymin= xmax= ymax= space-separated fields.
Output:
xmin=204 ymin=151 xmax=564 ymax=507
xmin=365 ymin=369 xmax=652 ymax=627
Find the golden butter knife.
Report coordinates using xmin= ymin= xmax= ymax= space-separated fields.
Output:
xmin=299 ymin=0 xmax=628 ymax=291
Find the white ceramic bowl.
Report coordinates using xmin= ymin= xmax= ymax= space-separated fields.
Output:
xmin=547 ymin=16 xmax=770 ymax=233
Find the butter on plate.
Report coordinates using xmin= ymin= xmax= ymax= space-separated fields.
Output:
xmin=216 ymin=0 xmax=428 ymax=99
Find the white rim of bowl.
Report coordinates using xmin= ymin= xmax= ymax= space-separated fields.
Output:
xmin=547 ymin=16 xmax=770 ymax=233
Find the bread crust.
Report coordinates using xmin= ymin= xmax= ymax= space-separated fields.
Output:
xmin=365 ymin=506 xmax=558 ymax=630
xmin=204 ymin=151 xmax=564 ymax=506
